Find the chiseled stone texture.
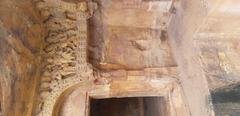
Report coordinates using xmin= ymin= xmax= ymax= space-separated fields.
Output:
xmin=88 ymin=0 xmax=176 ymax=70
xmin=195 ymin=37 xmax=240 ymax=90
xmin=167 ymin=0 xmax=215 ymax=116
xmin=196 ymin=1 xmax=240 ymax=114
xmin=195 ymin=8 xmax=240 ymax=90
xmin=2 ymin=0 xmax=240 ymax=116
xmin=33 ymin=0 xmax=97 ymax=115
xmin=0 ymin=0 xmax=45 ymax=116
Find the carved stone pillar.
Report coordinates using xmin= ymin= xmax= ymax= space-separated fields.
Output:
xmin=34 ymin=0 xmax=96 ymax=115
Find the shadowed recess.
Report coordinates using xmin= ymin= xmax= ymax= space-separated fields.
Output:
xmin=90 ymin=97 xmax=167 ymax=116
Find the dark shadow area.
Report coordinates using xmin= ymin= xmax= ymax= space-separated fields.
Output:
xmin=0 ymin=84 xmax=2 ymax=116
xmin=90 ymin=97 xmax=167 ymax=116
xmin=211 ymin=85 xmax=240 ymax=116
xmin=0 ymin=102 xmax=2 ymax=116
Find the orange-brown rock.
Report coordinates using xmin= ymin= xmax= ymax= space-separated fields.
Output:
xmin=0 ymin=0 xmax=45 ymax=116
xmin=1 ymin=0 xmax=240 ymax=116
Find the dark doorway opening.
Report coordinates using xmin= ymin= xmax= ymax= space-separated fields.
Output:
xmin=90 ymin=97 xmax=167 ymax=116
xmin=0 ymin=102 xmax=2 ymax=116
xmin=0 ymin=83 xmax=2 ymax=116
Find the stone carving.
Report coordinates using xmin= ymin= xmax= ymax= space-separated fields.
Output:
xmin=34 ymin=0 xmax=177 ymax=115
xmin=34 ymin=0 xmax=96 ymax=115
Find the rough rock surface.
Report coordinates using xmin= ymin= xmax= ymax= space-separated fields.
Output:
xmin=0 ymin=0 xmax=240 ymax=116
xmin=88 ymin=0 xmax=176 ymax=70
xmin=0 ymin=0 xmax=45 ymax=115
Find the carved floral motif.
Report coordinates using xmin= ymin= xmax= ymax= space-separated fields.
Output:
xmin=34 ymin=0 xmax=96 ymax=115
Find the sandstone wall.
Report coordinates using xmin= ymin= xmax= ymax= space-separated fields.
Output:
xmin=197 ymin=0 xmax=240 ymax=115
xmin=2 ymin=0 xmax=238 ymax=116
xmin=168 ymin=0 xmax=214 ymax=116
xmin=88 ymin=0 xmax=176 ymax=70
xmin=196 ymin=0 xmax=240 ymax=90
xmin=0 ymin=0 xmax=45 ymax=115
xmin=168 ymin=0 xmax=240 ymax=115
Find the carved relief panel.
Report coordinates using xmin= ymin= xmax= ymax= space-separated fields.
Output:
xmin=33 ymin=0 xmax=179 ymax=116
